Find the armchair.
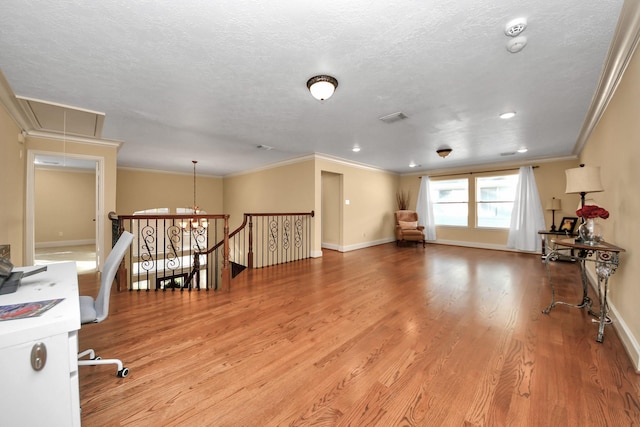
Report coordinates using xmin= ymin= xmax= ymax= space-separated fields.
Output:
xmin=395 ymin=210 xmax=426 ymax=247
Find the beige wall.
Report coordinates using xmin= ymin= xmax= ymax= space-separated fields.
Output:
xmin=223 ymin=159 xmax=315 ymax=231
xmin=116 ymin=168 xmax=223 ymax=215
xmin=580 ymin=43 xmax=640 ymax=358
xmin=398 ymin=159 xmax=580 ymax=247
xmin=35 ymin=168 xmax=95 ymax=244
xmin=315 ymin=157 xmax=399 ymax=251
xmin=0 ymin=104 xmax=25 ymax=264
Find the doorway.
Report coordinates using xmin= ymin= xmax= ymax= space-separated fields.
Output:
xmin=26 ymin=151 xmax=104 ymax=274
xmin=321 ymin=171 xmax=343 ymax=251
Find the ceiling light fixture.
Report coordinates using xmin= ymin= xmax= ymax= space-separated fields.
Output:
xmin=181 ymin=160 xmax=208 ymax=230
xmin=352 ymin=146 xmax=361 ymax=152
xmin=436 ymin=148 xmax=452 ymax=158
xmin=306 ymin=75 xmax=338 ymax=101
xmin=517 ymin=147 xmax=528 ymax=153
xmin=500 ymin=111 xmax=516 ymax=119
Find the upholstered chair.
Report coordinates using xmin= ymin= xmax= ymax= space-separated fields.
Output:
xmin=394 ymin=210 xmax=426 ymax=247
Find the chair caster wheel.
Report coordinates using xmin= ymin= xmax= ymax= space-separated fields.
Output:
xmin=94 ymin=356 xmax=101 ymax=360
xmin=117 ymin=367 xmax=129 ymax=378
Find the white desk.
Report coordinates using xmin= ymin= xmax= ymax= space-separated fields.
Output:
xmin=0 ymin=262 xmax=81 ymax=426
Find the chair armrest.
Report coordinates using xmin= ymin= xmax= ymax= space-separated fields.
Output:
xmin=417 ymin=226 xmax=425 ymax=231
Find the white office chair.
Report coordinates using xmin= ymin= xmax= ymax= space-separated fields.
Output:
xmin=78 ymin=231 xmax=134 ymax=378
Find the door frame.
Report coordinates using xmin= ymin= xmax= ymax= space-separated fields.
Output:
xmin=26 ymin=150 xmax=105 ymax=271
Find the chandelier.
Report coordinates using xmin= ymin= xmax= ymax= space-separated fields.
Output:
xmin=180 ymin=160 xmax=208 ymax=230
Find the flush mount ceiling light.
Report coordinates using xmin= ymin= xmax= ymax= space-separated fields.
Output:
xmin=306 ymin=75 xmax=338 ymax=101
xmin=499 ymin=111 xmax=516 ymax=119
xmin=436 ymin=148 xmax=452 ymax=158
xmin=517 ymin=147 xmax=528 ymax=153
xmin=352 ymin=146 xmax=361 ymax=152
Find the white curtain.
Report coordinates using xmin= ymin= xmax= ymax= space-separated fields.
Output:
xmin=507 ymin=166 xmax=546 ymax=251
xmin=416 ymin=176 xmax=437 ymax=241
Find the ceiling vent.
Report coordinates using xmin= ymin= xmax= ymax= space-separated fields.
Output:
xmin=379 ymin=112 xmax=408 ymax=124
xmin=500 ymin=151 xmax=517 ymax=156
xmin=15 ymin=96 xmax=105 ymax=138
xmin=257 ymin=144 xmax=274 ymax=150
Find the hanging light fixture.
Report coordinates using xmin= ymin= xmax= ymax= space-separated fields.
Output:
xmin=181 ymin=160 xmax=208 ymax=230
xmin=436 ymin=147 xmax=453 ymax=158
xmin=307 ymin=75 xmax=338 ymax=101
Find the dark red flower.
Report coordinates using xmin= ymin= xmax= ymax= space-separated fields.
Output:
xmin=576 ymin=205 xmax=609 ymax=219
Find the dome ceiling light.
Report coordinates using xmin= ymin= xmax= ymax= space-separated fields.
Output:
xmin=306 ymin=75 xmax=338 ymax=101
xmin=436 ymin=148 xmax=452 ymax=158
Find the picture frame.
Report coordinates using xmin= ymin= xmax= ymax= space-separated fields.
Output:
xmin=559 ymin=217 xmax=578 ymax=234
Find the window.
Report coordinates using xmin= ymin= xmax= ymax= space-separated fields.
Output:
xmin=430 ymin=179 xmax=469 ymax=226
xmin=476 ymin=175 xmax=518 ymax=228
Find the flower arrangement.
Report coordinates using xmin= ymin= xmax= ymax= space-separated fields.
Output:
xmin=576 ymin=204 xmax=609 ymax=219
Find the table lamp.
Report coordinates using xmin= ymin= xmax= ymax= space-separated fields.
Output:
xmin=565 ymin=164 xmax=604 ymax=209
xmin=546 ymin=197 xmax=561 ymax=231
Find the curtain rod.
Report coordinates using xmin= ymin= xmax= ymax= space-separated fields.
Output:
xmin=420 ymin=165 xmax=539 ymax=178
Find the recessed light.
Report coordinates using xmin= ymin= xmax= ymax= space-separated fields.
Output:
xmin=499 ymin=112 xmax=516 ymax=119
xmin=409 ymin=163 xmax=417 ymax=168
xmin=352 ymin=146 xmax=361 ymax=152
xmin=517 ymin=147 xmax=528 ymax=153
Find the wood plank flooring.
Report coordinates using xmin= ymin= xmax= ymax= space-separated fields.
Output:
xmin=77 ymin=243 xmax=640 ymax=426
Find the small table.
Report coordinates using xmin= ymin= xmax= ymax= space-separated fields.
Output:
xmin=542 ymin=238 xmax=625 ymax=342
xmin=538 ymin=230 xmax=577 ymax=261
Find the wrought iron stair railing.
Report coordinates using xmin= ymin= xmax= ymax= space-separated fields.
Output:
xmin=109 ymin=210 xmax=314 ymax=292
xmin=228 ymin=211 xmax=315 ymax=270
xmin=109 ymin=212 xmax=230 ymax=292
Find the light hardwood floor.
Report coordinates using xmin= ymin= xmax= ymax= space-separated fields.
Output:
xmin=78 ymin=243 xmax=640 ymax=426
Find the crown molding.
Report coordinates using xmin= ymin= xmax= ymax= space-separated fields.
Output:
xmin=400 ymin=155 xmax=579 ymax=178
xmin=574 ymin=0 xmax=640 ymax=154
xmin=117 ymin=165 xmax=222 ymax=179
xmin=0 ymin=68 xmax=30 ymax=130
xmin=26 ymin=130 xmax=123 ymax=149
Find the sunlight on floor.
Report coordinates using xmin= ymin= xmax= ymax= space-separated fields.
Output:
xmin=35 ymin=245 xmax=96 ymax=274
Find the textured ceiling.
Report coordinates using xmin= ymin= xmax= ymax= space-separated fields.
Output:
xmin=0 ymin=0 xmax=625 ymax=176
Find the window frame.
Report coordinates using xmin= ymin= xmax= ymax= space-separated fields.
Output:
xmin=474 ymin=174 xmax=519 ymax=229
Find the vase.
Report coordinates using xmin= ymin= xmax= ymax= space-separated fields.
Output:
xmin=578 ymin=218 xmax=602 ymax=245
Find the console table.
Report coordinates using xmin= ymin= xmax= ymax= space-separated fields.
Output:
xmin=542 ymin=238 xmax=625 ymax=343
xmin=0 ymin=262 xmax=81 ymax=426
xmin=538 ymin=230 xmax=577 ymax=261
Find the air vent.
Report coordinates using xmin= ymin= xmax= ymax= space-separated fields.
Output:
xmin=379 ymin=112 xmax=408 ymax=124
xmin=257 ymin=144 xmax=274 ymax=150
xmin=500 ymin=151 xmax=517 ymax=156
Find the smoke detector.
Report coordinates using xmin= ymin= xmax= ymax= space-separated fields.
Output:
xmin=506 ymin=36 xmax=528 ymax=53
xmin=505 ymin=18 xmax=527 ymax=37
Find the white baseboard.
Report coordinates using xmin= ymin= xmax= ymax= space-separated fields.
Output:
xmin=433 ymin=239 xmax=538 ymax=255
xmin=35 ymin=239 xmax=95 ymax=249
xmin=322 ymin=237 xmax=396 ymax=253
xmin=310 ymin=250 xmax=323 ymax=258
xmin=585 ymin=269 xmax=640 ymax=372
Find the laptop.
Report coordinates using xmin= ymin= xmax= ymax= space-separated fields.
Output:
xmin=0 ymin=258 xmax=47 ymax=295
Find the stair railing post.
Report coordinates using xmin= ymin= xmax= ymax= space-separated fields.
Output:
xmin=247 ymin=214 xmax=254 ymax=269
xmin=220 ymin=214 xmax=231 ymax=292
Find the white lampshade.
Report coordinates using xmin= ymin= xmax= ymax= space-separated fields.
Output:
xmin=565 ymin=166 xmax=604 ymax=194
xmin=307 ymin=75 xmax=338 ymax=101
xmin=546 ymin=197 xmax=561 ymax=211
